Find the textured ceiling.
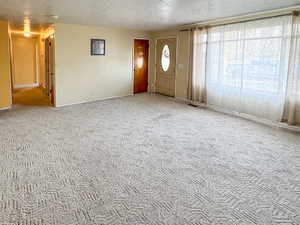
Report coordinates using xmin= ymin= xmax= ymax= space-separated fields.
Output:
xmin=1 ymin=0 xmax=300 ymax=31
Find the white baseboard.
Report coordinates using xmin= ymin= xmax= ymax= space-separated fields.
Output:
xmin=174 ymin=97 xmax=191 ymax=104
xmin=196 ymin=102 xmax=300 ymax=133
xmin=55 ymin=94 xmax=134 ymax=108
xmin=14 ymin=83 xmax=39 ymax=89
xmin=0 ymin=106 xmax=11 ymax=111
xmin=172 ymin=96 xmax=300 ymax=133
xmin=210 ymin=105 xmax=300 ymax=133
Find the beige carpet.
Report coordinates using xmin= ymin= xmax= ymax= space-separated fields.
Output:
xmin=0 ymin=94 xmax=300 ymax=225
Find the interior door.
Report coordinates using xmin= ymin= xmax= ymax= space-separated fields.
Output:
xmin=156 ymin=38 xmax=176 ymax=97
xmin=134 ymin=39 xmax=149 ymax=94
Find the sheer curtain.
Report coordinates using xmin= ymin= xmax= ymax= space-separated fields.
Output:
xmin=205 ymin=16 xmax=292 ymax=122
xmin=188 ymin=28 xmax=207 ymax=104
xmin=284 ymin=14 xmax=300 ymax=125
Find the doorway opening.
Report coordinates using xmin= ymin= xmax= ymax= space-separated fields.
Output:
xmin=133 ymin=39 xmax=149 ymax=94
xmin=10 ymin=27 xmax=55 ymax=107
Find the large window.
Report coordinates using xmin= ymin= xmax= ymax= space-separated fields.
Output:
xmin=204 ymin=16 xmax=292 ymax=121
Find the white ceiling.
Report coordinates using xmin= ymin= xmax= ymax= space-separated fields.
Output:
xmin=1 ymin=0 xmax=300 ymax=31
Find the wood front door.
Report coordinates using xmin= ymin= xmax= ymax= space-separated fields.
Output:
xmin=134 ymin=39 xmax=149 ymax=94
xmin=156 ymin=38 xmax=176 ymax=97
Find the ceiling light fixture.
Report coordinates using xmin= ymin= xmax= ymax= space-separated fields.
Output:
xmin=44 ymin=14 xmax=59 ymax=20
xmin=24 ymin=32 xmax=31 ymax=37
xmin=49 ymin=15 xmax=59 ymax=20
xmin=24 ymin=18 xmax=31 ymax=38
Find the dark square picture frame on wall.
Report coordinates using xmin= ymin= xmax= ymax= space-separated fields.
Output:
xmin=91 ymin=39 xmax=105 ymax=56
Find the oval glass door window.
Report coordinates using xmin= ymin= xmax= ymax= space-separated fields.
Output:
xmin=161 ymin=45 xmax=170 ymax=72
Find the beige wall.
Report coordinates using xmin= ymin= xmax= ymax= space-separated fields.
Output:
xmin=149 ymin=29 xmax=190 ymax=100
xmin=54 ymin=23 xmax=150 ymax=107
xmin=0 ymin=21 xmax=12 ymax=109
xmin=12 ymin=35 xmax=38 ymax=86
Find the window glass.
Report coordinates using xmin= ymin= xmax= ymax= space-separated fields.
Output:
xmin=161 ymin=45 xmax=170 ymax=72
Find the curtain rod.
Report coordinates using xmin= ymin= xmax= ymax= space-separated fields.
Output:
xmin=179 ymin=6 xmax=300 ymax=31
xmin=206 ymin=12 xmax=294 ymax=29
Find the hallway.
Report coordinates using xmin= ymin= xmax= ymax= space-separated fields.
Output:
xmin=13 ymin=87 xmax=51 ymax=106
